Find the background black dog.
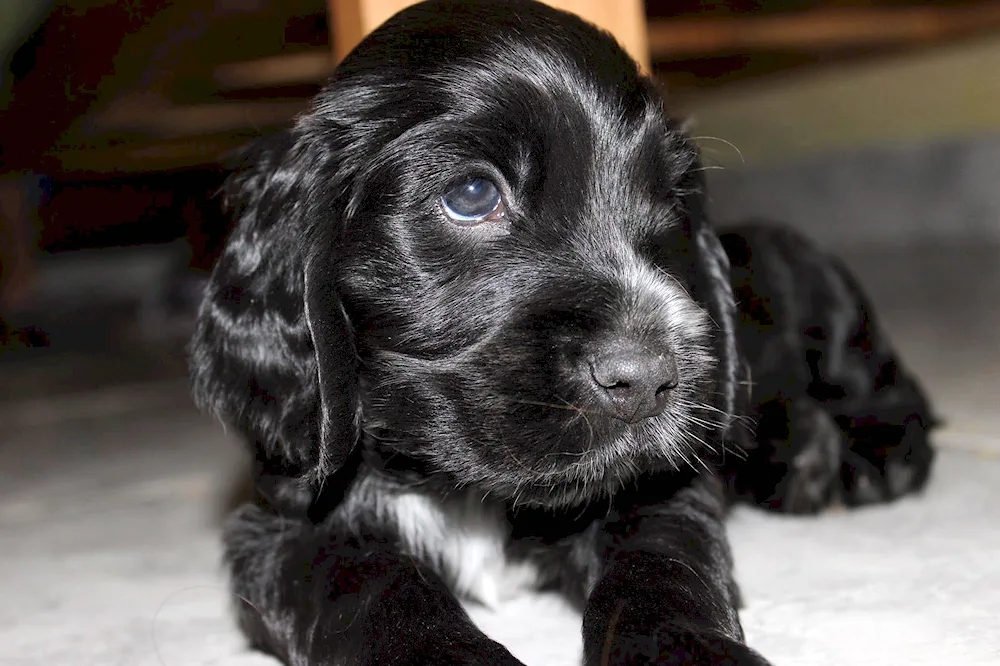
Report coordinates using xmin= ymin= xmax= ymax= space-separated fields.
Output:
xmin=189 ymin=1 xmax=935 ymax=664
xmin=719 ymin=225 xmax=936 ymax=514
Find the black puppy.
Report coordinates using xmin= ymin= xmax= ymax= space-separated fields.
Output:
xmin=718 ymin=225 xmax=935 ymax=514
xmin=190 ymin=1 xmax=932 ymax=664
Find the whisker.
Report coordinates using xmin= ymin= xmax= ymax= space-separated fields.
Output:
xmin=508 ymin=397 xmax=597 ymax=413
xmin=689 ymin=135 xmax=746 ymax=165
xmin=551 ymin=394 xmax=597 ymax=453
xmin=678 ymin=412 xmax=727 ymax=431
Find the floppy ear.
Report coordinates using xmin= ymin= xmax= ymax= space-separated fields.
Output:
xmin=302 ymin=242 xmax=360 ymax=482
xmin=189 ymin=130 xmax=358 ymax=492
xmin=681 ymin=168 xmax=751 ymax=443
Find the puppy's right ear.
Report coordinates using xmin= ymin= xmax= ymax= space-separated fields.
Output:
xmin=189 ymin=130 xmax=359 ymax=493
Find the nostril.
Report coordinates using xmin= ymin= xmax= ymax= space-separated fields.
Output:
xmin=590 ymin=357 xmax=640 ymax=391
xmin=655 ymin=359 xmax=680 ymax=395
xmin=591 ymin=371 xmax=633 ymax=392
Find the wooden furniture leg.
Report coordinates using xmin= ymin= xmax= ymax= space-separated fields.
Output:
xmin=327 ymin=0 xmax=650 ymax=70
xmin=0 ymin=176 xmax=38 ymax=312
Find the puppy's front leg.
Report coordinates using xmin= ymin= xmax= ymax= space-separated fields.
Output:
xmin=582 ymin=473 xmax=770 ymax=666
xmin=224 ymin=502 xmax=524 ymax=666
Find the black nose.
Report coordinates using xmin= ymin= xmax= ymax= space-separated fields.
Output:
xmin=588 ymin=341 xmax=679 ymax=423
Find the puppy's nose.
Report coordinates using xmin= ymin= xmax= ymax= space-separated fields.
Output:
xmin=588 ymin=342 xmax=679 ymax=423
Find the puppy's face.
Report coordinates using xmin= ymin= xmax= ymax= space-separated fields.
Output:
xmin=313 ymin=3 xmax=718 ymax=505
xmin=192 ymin=0 xmax=736 ymax=509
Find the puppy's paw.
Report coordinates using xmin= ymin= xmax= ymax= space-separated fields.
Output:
xmin=839 ymin=415 xmax=935 ymax=507
xmin=597 ymin=631 xmax=772 ymax=666
xmin=776 ymin=402 xmax=845 ymax=513
xmin=728 ymin=400 xmax=845 ymax=514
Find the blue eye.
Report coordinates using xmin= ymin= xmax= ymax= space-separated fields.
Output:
xmin=440 ymin=178 xmax=505 ymax=224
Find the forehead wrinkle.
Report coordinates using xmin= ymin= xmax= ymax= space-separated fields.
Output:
xmin=431 ymin=38 xmax=633 ymax=144
xmin=431 ymin=34 xmax=609 ymax=109
xmin=435 ymin=66 xmax=598 ymax=165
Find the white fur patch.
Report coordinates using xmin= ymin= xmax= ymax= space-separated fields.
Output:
xmin=337 ymin=478 xmax=539 ymax=607
xmin=618 ymin=250 xmax=712 ymax=344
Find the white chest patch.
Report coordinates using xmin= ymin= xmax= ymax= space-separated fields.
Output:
xmin=338 ymin=477 xmax=540 ymax=608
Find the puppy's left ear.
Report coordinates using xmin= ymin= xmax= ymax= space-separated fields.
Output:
xmin=682 ymin=168 xmax=749 ymax=436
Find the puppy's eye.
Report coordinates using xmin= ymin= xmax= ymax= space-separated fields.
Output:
xmin=440 ymin=178 xmax=506 ymax=225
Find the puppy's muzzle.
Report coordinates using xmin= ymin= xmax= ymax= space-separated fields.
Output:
xmin=587 ymin=339 xmax=679 ymax=423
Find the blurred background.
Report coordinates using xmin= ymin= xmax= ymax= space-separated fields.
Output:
xmin=1 ymin=0 xmax=998 ymax=432
xmin=2 ymin=2 xmax=999 ymax=664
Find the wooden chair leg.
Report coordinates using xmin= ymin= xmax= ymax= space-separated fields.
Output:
xmin=540 ymin=0 xmax=650 ymax=71
xmin=327 ymin=0 xmax=650 ymax=71
xmin=327 ymin=0 xmax=417 ymax=63
xmin=0 ymin=177 xmax=38 ymax=312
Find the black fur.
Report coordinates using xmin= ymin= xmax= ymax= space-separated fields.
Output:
xmin=189 ymin=1 xmax=934 ymax=664
xmin=719 ymin=225 xmax=936 ymax=513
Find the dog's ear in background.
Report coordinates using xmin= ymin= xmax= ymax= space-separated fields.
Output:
xmin=678 ymin=166 xmax=751 ymax=452
xmin=189 ymin=129 xmax=359 ymax=514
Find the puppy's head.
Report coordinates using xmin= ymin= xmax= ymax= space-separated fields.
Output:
xmin=191 ymin=0 xmax=743 ymax=507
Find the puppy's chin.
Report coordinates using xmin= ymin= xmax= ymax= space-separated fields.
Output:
xmin=365 ymin=395 xmax=705 ymax=508
xmin=520 ymin=415 xmax=713 ymax=507
xmin=473 ymin=429 xmax=692 ymax=508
